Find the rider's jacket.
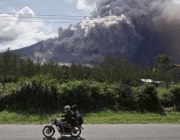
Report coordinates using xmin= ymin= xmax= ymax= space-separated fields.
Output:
xmin=61 ymin=110 xmax=74 ymax=122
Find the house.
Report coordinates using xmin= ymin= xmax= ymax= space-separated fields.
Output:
xmin=140 ymin=79 xmax=162 ymax=87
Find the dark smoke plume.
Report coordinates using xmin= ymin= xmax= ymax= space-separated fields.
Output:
xmin=16 ymin=0 xmax=180 ymax=64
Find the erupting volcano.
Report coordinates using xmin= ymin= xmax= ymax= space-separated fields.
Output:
xmin=14 ymin=0 xmax=180 ymax=64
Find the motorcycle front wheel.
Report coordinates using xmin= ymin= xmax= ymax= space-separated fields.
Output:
xmin=70 ymin=126 xmax=81 ymax=137
xmin=42 ymin=126 xmax=55 ymax=138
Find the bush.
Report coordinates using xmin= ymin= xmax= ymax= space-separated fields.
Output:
xmin=135 ymin=84 xmax=162 ymax=112
xmin=2 ymin=75 xmax=59 ymax=112
xmin=57 ymin=80 xmax=115 ymax=111
xmin=170 ymin=86 xmax=180 ymax=111
xmin=112 ymin=84 xmax=136 ymax=111
xmin=0 ymin=78 xmax=167 ymax=113
xmin=0 ymin=92 xmax=11 ymax=111
xmin=160 ymin=93 xmax=173 ymax=108
xmin=58 ymin=80 xmax=93 ymax=111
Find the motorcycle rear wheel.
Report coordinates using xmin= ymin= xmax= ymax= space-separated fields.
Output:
xmin=42 ymin=126 xmax=55 ymax=138
xmin=70 ymin=126 xmax=81 ymax=137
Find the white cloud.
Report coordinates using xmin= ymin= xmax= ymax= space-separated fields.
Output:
xmin=65 ymin=0 xmax=96 ymax=10
xmin=77 ymin=0 xmax=96 ymax=10
xmin=0 ymin=7 xmax=57 ymax=50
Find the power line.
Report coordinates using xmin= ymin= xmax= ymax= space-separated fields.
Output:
xmin=1 ymin=13 xmax=180 ymax=26
xmin=0 ymin=20 xmax=180 ymax=26
xmin=2 ymin=15 xmax=180 ymax=21
xmin=0 ymin=20 xmax=75 ymax=24
xmin=0 ymin=16 xmax=84 ymax=20
xmin=0 ymin=14 xmax=85 ymax=24
xmin=2 ymin=13 xmax=180 ymax=21
xmin=1 ymin=17 xmax=180 ymax=22
xmin=0 ymin=14 xmax=85 ymax=20
xmin=0 ymin=13 xmax=87 ymax=17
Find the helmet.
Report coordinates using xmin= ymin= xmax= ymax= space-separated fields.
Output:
xmin=64 ymin=105 xmax=71 ymax=113
xmin=72 ymin=105 xmax=77 ymax=111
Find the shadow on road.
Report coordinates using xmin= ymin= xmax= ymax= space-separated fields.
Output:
xmin=43 ymin=137 xmax=56 ymax=140
xmin=43 ymin=136 xmax=85 ymax=140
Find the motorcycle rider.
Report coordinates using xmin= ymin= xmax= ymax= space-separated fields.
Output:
xmin=61 ymin=105 xmax=75 ymax=133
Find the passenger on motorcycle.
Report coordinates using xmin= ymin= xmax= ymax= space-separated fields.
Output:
xmin=72 ymin=105 xmax=83 ymax=125
xmin=72 ymin=105 xmax=79 ymax=123
xmin=61 ymin=105 xmax=75 ymax=133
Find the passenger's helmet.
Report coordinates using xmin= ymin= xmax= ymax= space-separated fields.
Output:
xmin=64 ymin=105 xmax=71 ymax=113
xmin=72 ymin=105 xmax=77 ymax=111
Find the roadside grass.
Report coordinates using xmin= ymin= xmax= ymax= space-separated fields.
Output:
xmin=0 ymin=109 xmax=180 ymax=124
xmin=84 ymin=110 xmax=180 ymax=124
xmin=0 ymin=111 xmax=49 ymax=124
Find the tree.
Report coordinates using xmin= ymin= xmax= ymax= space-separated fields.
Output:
xmin=68 ymin=62 xmax=92 ymax=80
xmin=35 ymin=56 xmax=43 ymax=75
xmin=154 ymin=54 xmax=173 ymax=88
xmin=41 ymin=59 xmax=64 ymax=80
xmin=0 ymin=48 xmax=21 ymax=89
xmin=155 ymin=54 xmax=173 ymax=65
xmin=98 ymin=57 xmax=141 ymax=85
xmin=18 ymin=57 xmax=36 ymax=78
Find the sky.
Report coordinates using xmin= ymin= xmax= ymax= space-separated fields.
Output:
xmin=0 ymin=0 xmax=96 ymax=50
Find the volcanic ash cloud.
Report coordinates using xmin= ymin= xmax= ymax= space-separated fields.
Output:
xmin=55 ymin=0 xmax=180 ymax=64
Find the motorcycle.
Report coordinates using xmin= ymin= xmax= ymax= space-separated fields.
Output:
xmin=42 ymin=117 xmax=83 ymax=138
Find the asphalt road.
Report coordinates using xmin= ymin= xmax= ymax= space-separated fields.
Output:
xmin=0 ymin=124 xmax=180 ymax=140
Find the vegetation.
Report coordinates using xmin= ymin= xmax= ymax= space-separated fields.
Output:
xmin=0 ymin=109 xmax=180 ymax=124
xmin=0 ymin=48 xmax=180 ymax=124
